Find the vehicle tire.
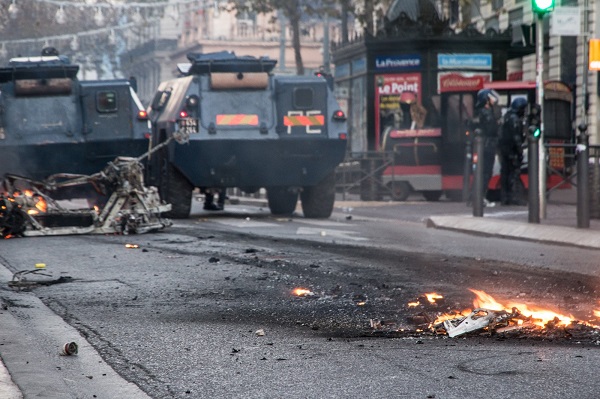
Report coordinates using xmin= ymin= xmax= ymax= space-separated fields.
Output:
xmin=161 ymin=162 xmax=193 ymax=219
xmin=301 ymin=173 xmax=336 ymax=218
xmin=390 ymin=181 xmax=411 ymax=201
xmin=423 ymin=190 xmax=442 ymax=201
xmin=267 ymin=187 xmax=298 ymax=216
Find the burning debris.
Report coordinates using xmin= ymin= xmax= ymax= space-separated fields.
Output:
xmin=371 ymin=289 xmax=600 ymax=340
xmin=0 ymin=132 xmax=189 ymax=238
xmin=292 ymin=288 xmax=316 ymax=297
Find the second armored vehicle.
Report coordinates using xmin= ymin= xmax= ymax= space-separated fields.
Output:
xmin=0 ymin=49 xmax=150 ymax=183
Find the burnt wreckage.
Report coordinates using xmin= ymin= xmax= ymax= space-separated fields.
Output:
xmin=0 ymin=133 xmax=187 ymax=238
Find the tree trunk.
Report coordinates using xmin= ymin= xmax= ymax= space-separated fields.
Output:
xmin=341 ymin=0 xmax=350 ymax=43
xmin=287 ymin=4 xmax=304 ymax=75
xmin=363 ymin=0 xmax=374 ymax=36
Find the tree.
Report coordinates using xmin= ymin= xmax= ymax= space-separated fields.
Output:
xmin=233 ymin=0 xmax=341 ymax=75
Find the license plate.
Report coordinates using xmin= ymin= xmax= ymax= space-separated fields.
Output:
xmin=179 ymin=118 xmax=199 ymax=133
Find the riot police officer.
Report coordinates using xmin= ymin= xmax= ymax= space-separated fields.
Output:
xmin=473 ymin=88 xmax=501 ymax=207
xmin=499 ymin=97 xmax=527 ymax=205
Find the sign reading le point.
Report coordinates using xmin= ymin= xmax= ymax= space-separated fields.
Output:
xmin=589 ymin=39 xmax=600 ymax=71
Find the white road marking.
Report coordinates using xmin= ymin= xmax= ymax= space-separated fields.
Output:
xmin=296 ymin=227 xmax=368 ymax=241
xmin=215 ymin=220 xmax=279 ymax=228
xmin=295 ymin=219 xmax=349 ymax=227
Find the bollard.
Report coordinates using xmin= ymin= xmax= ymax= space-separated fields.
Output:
xmin=472 ymin=129 xmax=484 ymax=217
xmin=577 ymin=123 xmax=590 ymax=228
xmin=462 ymin=132 xmax=473 ymax=203
xmin=528 ymin=126 xmax=540 ymax=223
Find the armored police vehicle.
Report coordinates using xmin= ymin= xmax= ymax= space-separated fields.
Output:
xmin=146 ymin=51 xmax=348 ymax=218
xmin=0 ymin=49 xmax=150 ymax=182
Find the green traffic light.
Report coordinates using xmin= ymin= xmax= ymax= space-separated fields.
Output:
xmin=532 ymin=0 xmax=555 ymax=13
xmin=533 ymin=128 xmax=541 ymax=138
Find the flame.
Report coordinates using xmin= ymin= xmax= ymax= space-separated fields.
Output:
xmin=35 ymin=197 xmax=47 ymax=213
xmin=425 ymin=292 xmax=443 ymax=303
xmin=292 ymin=288 xmax=314 ymax=297
xmin=429 ymin=289 xmax=595 ymax=330
xmin=125 ymin=243 xmax=139 ymax=249
xmin=433 ymin=311 xmax=471 ymax=324
xmin=9 ymin=190 xmax=47 ymax=213
xmin=407 ymin=301 xmax=420 ymax=307
xmin=470 ymin=289 xmax=576 ymax=328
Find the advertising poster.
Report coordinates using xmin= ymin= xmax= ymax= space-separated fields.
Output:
xmin=437 ymin=72 xmax=492 ymax=93
xmin=374 ymin=73 xmax=422 ymax=148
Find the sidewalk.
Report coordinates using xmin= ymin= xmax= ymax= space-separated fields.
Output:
xmin=426 ymin=188 xmax=600 ymax=250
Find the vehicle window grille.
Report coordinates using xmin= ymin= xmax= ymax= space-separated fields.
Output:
xmin=293 ymin=88 xmax=313 ymax=109
xmin=97 ymin=91 xmax=117 ymax=113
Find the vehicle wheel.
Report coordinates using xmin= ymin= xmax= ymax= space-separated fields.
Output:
xmin=267 ymin=187 xmax=298 ymax=216
xmin=390 ymin=181 xmax=411 ymax=201
xmin=423 ymin=190 xmax=442 ymax=201
xmin=161 ymin=162 xmax=193 ymax=219
xmin=301 ymin=173 xmax=335 ymax=218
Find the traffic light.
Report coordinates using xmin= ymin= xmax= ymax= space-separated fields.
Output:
xmin=532 ymin=0 xmax=555 ymax=15
xmin=527 ymin=104 xmax=542 ymax=139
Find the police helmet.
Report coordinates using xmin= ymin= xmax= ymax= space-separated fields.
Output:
xmin=476 ymin=89 xmax=499 ymax=108
xmin=510 ymin=97 xmax=528 ymax=115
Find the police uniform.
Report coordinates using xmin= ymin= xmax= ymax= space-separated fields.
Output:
xmin=474 ymin=90 xmax=500 ymax=205
xmin=499 ymin=98 xmax=527 ymax=205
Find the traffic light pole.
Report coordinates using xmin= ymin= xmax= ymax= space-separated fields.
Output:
xmin=535 ymin=13 xmax=547 ymax=219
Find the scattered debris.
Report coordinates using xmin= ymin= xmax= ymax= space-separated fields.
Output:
xmin=255 ymin=329 xmax=265 ymax=336
xmin=61 ymin=342 xmax=78 ymax=356
xmin=437 ymin=308 xmax=529 ymax=338
xmin=0 ymin=131 xmax=190 ymax=238
xmin=9 ymin=267 xmax=73 ymax=290
xmin=370 ymin=289 xmax=600 ymax=340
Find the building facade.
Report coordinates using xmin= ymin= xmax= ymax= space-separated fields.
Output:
xmin=468 ymin=0 xmax=598 ymax=142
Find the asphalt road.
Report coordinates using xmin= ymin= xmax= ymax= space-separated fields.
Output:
xmin=1 ymin=200 xmax=600 ymax=398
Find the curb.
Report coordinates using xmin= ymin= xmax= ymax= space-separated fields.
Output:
xmin=426 ymin=215 xmax=600 ymax=250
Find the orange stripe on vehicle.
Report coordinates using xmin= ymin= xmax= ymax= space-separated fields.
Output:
xmin=283 ymin=115 xmax=325 ymax=126
xmin=216 ymin=114 xmax=259 ymax=125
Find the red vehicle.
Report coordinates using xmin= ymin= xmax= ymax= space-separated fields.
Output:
xmin=380 ymin=80 xmax=574 ymax=201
